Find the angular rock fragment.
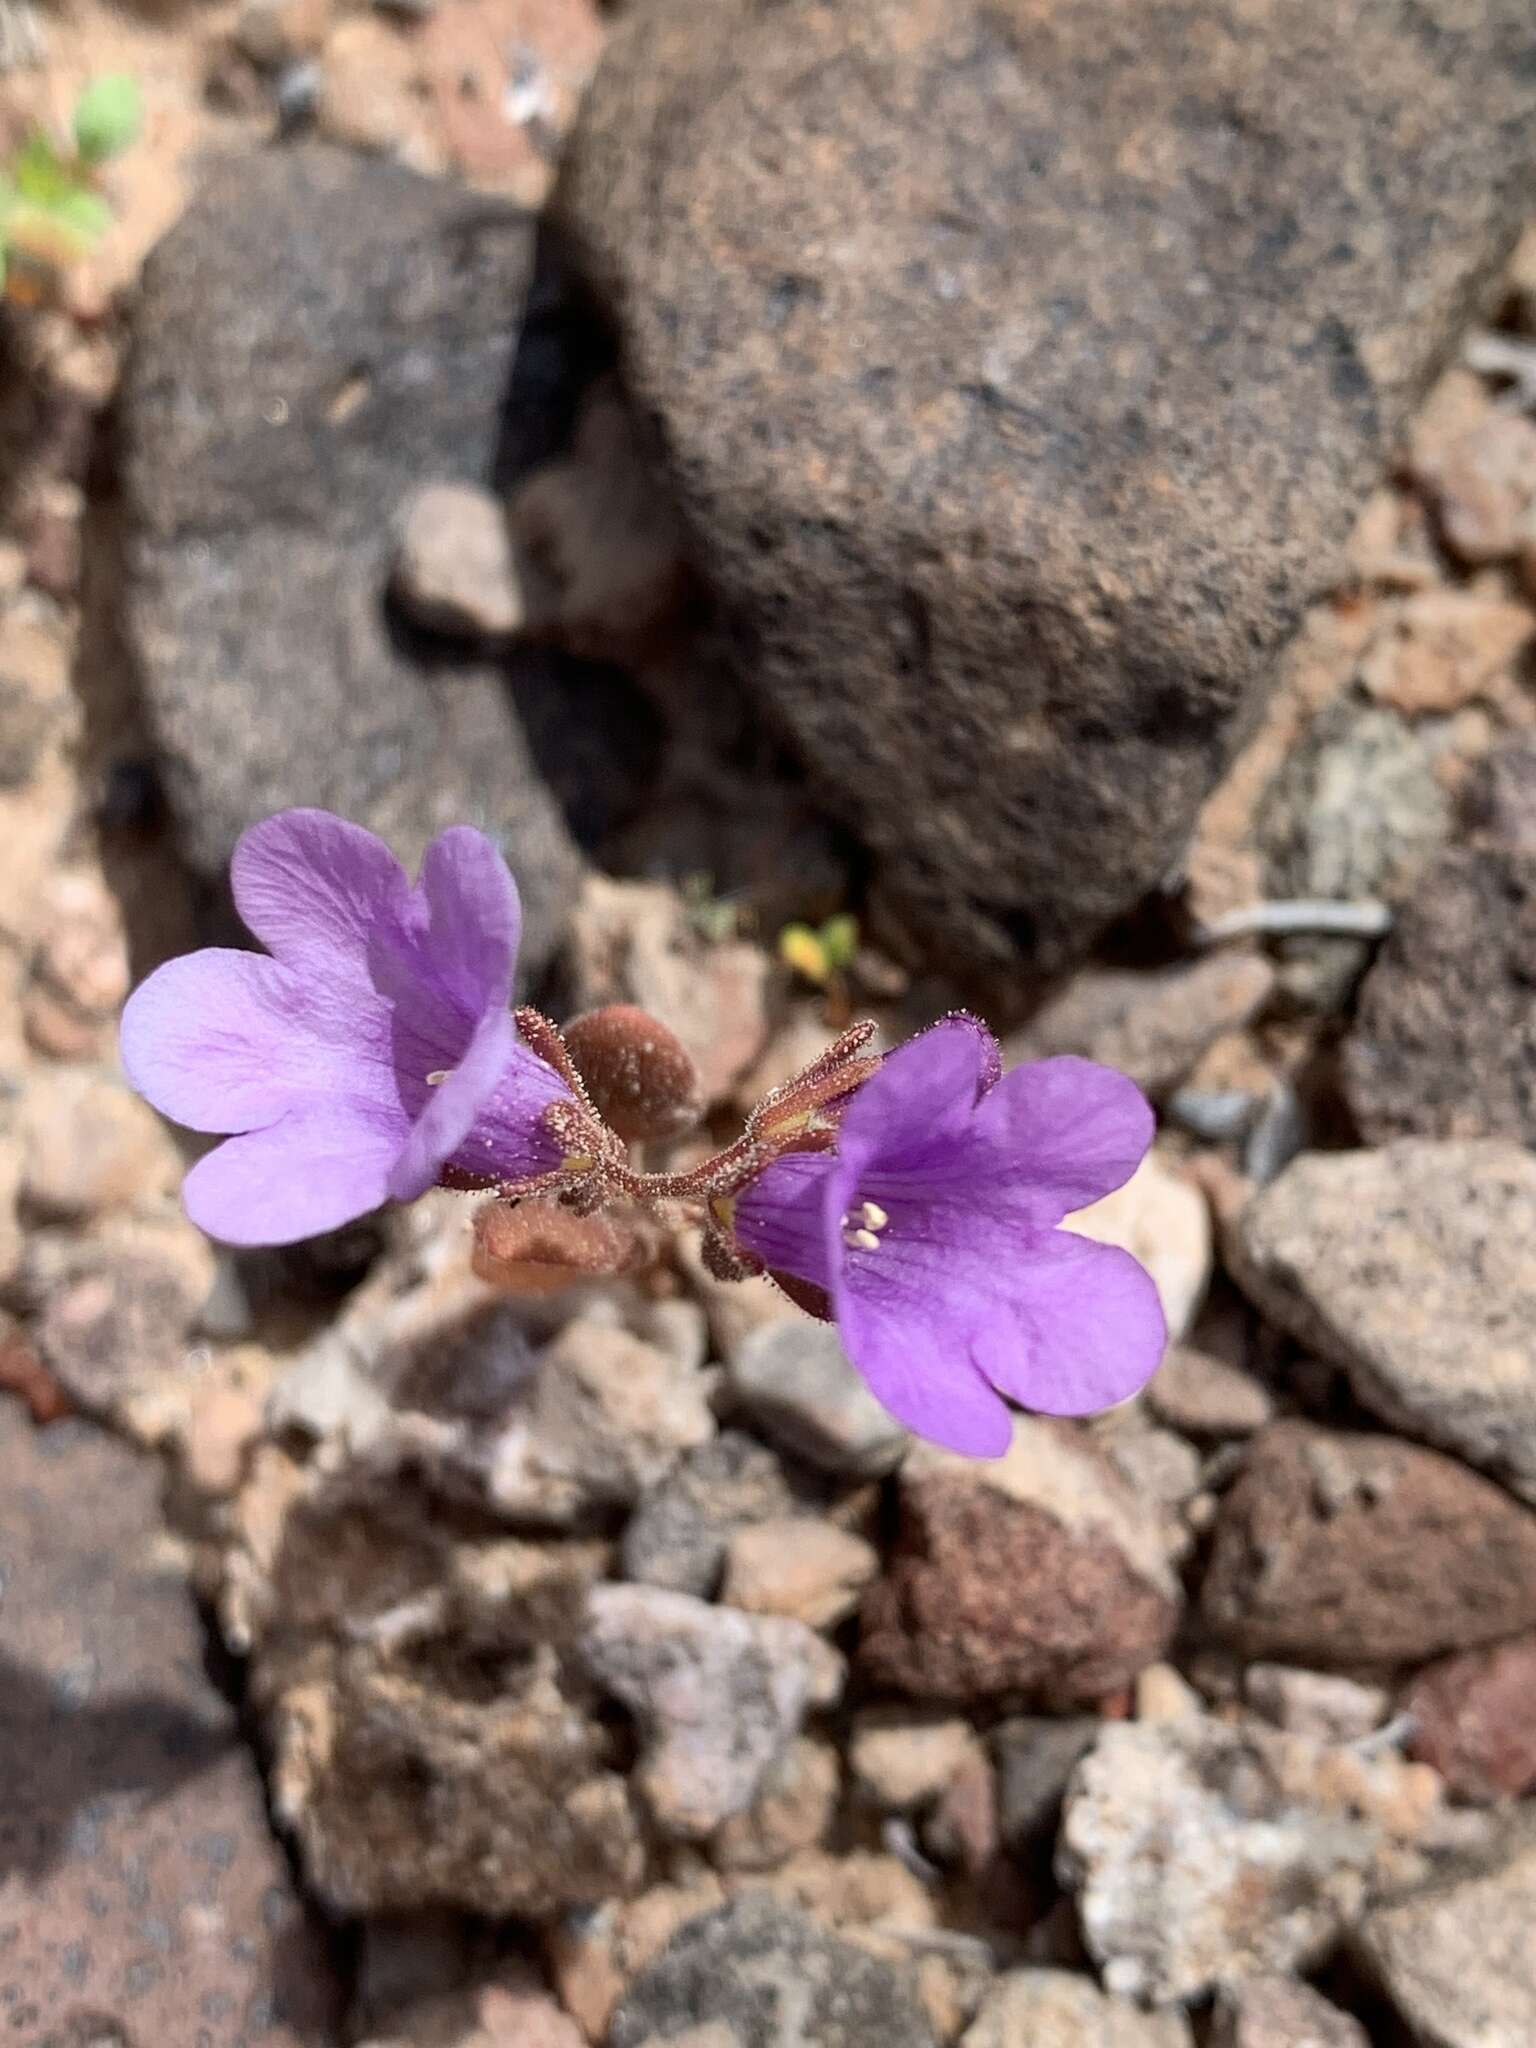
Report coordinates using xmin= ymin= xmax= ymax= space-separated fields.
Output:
xmin=607 ymin=1895 xmax=938 ymax=2048
xmin=579 ymin=1583 xmax=843 ymax=1838
xmin=1354 ymin=1825 xmax=1536 ymax=2048
xmin=1202 ymin=1423 xmax=1536 ymax=1664
xmin=1059 ymin=1716 xmax=1442 ymax=2006
xmin=861 ymin=1422 xmax=1179 ymax=1706
xmin=1232 ymin=1145 xmax=1536 ymax=1502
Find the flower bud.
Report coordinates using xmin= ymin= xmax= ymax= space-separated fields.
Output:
xmin=562 ymin=1004 xmax=703 ymax=1143
xmin=473 ymin=1197 xmax=647 ymax=1293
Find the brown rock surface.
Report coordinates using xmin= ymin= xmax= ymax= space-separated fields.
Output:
xmin=1210 ymin=1977 xmax=1370 ymax=2048
xmin=1202 ymin=1423 xmax=1536 ymax=1665
xmin=1006 ymin=953 xmax=1275 ymax=1099
xmin=1345 ymin=847 xmax=1536 ymax=1145
xmin=1407 ymin=1635 xmax=1536 ymax=1804
xmin=0 ymin=1402 xmax=341 ymax=2041
xmin=1231 ymin=1143 xmax=1536 ymax=1501
xmin=239 ymin=1458 xmax=646 ymax=1916
xmin=556 ymin=0 xmax=1536 ymax=973
xmin=860 ymin=1421 xmax=1178 ymax=1706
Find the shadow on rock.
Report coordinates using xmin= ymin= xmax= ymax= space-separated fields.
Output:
xmin=0 ymin=1645 xmax=232 ymax=1884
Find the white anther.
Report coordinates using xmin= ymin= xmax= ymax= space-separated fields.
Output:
xmin=857 ymin=1200 xmax=889 ymax=1230
xmin=425 ymin=1070 xmax=450 ymax=1086
xmin=842 ymin=1226 xmax=881 ymax=1252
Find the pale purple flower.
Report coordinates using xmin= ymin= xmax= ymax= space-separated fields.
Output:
xmin=732 ymin=1015 xmax=1165 ymax=1457
xmin=120 ymin=808 xmax=573 ymax=1246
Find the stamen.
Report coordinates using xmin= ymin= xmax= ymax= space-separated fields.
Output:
xmin=839 ymin=1196 xmax=889 ymax=1254
xmin=425 ymin=1069 xmax=451 ymax=1086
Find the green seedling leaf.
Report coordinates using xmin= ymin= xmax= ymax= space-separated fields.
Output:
xmin=74 ymin=74 xmax=142 ymax=163
xmin=818 ymin=913 xmax=860 ymax=973
xmin=12 ymin=132 xmax=75 ymax=207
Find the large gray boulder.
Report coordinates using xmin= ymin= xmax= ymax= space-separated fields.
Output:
xmin=122 ymin=145 xmax=582 ymax=975
xmin=555 ymin=0 xmax=1536 ymax=973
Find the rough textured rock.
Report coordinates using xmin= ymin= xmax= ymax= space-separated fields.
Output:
xmin=1201 ymin=1423 xmax=1536 ymax=1665
xmin=391 ymin=480 xmax=525 ymax=641
xmin=1059 ymin=1716 xmax=1442 ymax=2006
xmin=710 ymin=1736 xmax=842 ymax=1872
xmin=0 ymin=1404 xmax=342 ymax=2041
xmin=236 ymin=1458 xmax=645 ymax=1916
xmin=1409 ymin=411 xmax=1536 ymax=566
xmin=15 ymin=1065 xmax=180 ymax=1220
xmin=1232 ymin=1143 xmax=1536 ymax=1502
xmin=482 ymin=1316 xmax=716 ymax=1526
xmin=1146 ymin=1345 xmax=1274 ymax=1439
xmin=357 ymin=1962 xmax=587 ymax=2048
xmin=1210 ymin=1977 xmax=1370 ymax=2048
xmin=561 ymin=875 xmax=769 ymax=1107
xmin=1245 ymin=1667 xmax=1388 ymax=1747
xmin=26 ymin=1219 xmax=216 ymax=1431
xmin=722 ymin=1515 xmax=879 ymax=1630
xmin=726 ymin=1316 xmax=910 ymax=1478
xmin=851 ymin=1712 xmax=980 ymax=1816
xmin=122 ymin=144 xmax=580 ymax=974
xmin=1345 ymin=847 xmax=1536 ymax=1147
xmin=607 ymin=1895 xmax=939 ymax=2048
xmin=621 ymin=1430 xmax=801 ymax=1596
xmin=1256 ymin=695 xmax=1451 ymax=1007
xmin=556 ymin=0 xmax=1536 ymax=974
xmin=1261 ymin=698 xmax=1450 ymax=903
xmin=547 ymin=1876 xmax=730 ymax=2041
xmin=1359 ymin=589 xmax=1535 ymax=715
xmin=1354 ymin=1826 xmax=1536 ymax=2048
xmin=1407 ymin=1635 xmax=1536 ymax=1803
xmin=860 ymin=1421 xmax=1179 ymax=1706
xmin=1006 ymin=954 xmax=1275 ymax=1099
xmin=579 ymin=1583 xmax=843 ymax=1838
xmin=1462 ymin=736 xmax=1536 ymax=854
xmin=960 ymin=1970 xmax=1192 ymax=2048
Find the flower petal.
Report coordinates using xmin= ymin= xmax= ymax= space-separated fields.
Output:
xmin=443 ymin=1037 xmax=575 ymax=1188
xmin=181 ymin=1103 xmax=405 ymax=1245
xmin=833 ymin=1015 xmax=1000 ymax=1181
xmin=979 ymin=1056 xmax=1155 ymax=1222
xmin=119 ymin=949 xmax=394 ymax=1135
xmin=836 ymin=1268 xmax=1015 ymax=1457
xmin=414 ymin=825 xmax=522 ymax=1021
xmin=731 ymin=1149 xmax=841 ymax=1293
xmin=230 ymin=808 xmax=412 ymax=979
xmin=388 ymin=1005 xmax=518 ymax=1202
xmin=969 ymin=1229 xmax=1167 ymax=1416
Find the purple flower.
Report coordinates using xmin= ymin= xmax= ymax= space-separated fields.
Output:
xmin=732 ymin=1015 xmax=1165 ymax=1457
xmin=120 ymin=808 xmax=573 ymax=1246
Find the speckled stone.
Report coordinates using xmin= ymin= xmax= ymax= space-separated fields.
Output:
xmin=0 ymin=1401 xmax=341 ymax=2042
xmin=121 ymin=144 xmax=582 ymax=976
xmin=608 ymin=1894 xmax=938 ymax=2048
xmin=1344 ymin=846 xmax=1536 ymax=1146
xmin=556 ymin=0 xmax=1536 ymax=974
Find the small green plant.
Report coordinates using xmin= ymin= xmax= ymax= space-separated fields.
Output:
xmin=681 ymin=871 xmax=746 ymax=946
xmin=777 ymin=911 xmax=859 ymax=988
xmin=0 ymin=75 xmax=140 ymax=304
